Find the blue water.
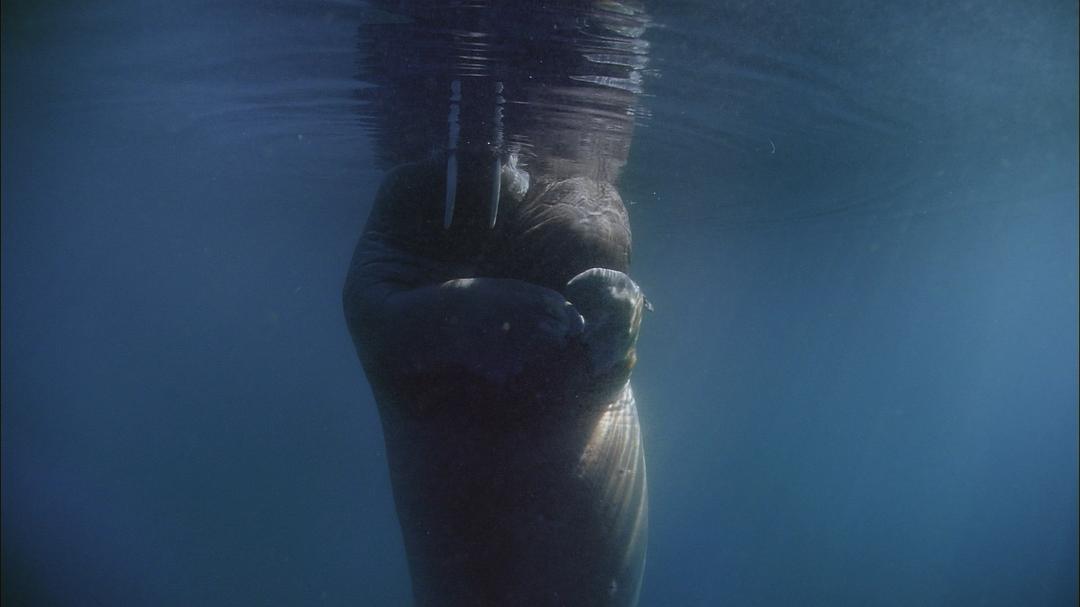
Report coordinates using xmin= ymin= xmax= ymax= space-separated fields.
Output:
xmin=2 ymin=1 xmax=1076 ymax=605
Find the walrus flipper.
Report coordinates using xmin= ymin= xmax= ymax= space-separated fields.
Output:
xmin=344 ymin=238 xmax=585 ymax=388
xmin=566 ymin=268 xmax=646 ymax=376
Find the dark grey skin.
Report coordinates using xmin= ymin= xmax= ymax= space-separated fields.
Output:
xmin=344 ymin=158 xmax=648 ymax=606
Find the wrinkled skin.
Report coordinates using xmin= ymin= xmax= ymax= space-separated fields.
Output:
xmin=344 ymin=158 xmax=648 ymax=606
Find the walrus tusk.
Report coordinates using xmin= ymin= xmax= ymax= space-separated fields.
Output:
xmin=489 ymin=156 xmax=501 ymax=228
xmin=444 ymin=79 xmax=462 ymax=229
xmin=444 ymin=153 xmax=457 ymax=229
xmin=488 ymin=81 xmax=505 ymax=228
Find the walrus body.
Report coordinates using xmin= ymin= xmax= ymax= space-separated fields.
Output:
xmin=344 ymin=158 xmax=648 ymax=606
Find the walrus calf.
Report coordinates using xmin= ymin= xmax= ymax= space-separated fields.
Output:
xmin=344 ymin=157 xmax=648 ymax=606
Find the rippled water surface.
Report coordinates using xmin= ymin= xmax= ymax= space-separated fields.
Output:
xmin=3 ymin=1 xmax=1077 ymax=605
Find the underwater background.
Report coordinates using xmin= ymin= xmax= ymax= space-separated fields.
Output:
xmin=2 ymin=1 xmax=1077 ymax=605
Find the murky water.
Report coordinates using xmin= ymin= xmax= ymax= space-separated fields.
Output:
xmin=3 ymin=1 xmax=1076 ymax=605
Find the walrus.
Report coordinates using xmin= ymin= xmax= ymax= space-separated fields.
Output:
xmin=343 ymin=153 xmax=649 ymax=606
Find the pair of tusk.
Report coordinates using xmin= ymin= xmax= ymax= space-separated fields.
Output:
xmin=444 ymin=80 xmax=504 ymax=229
